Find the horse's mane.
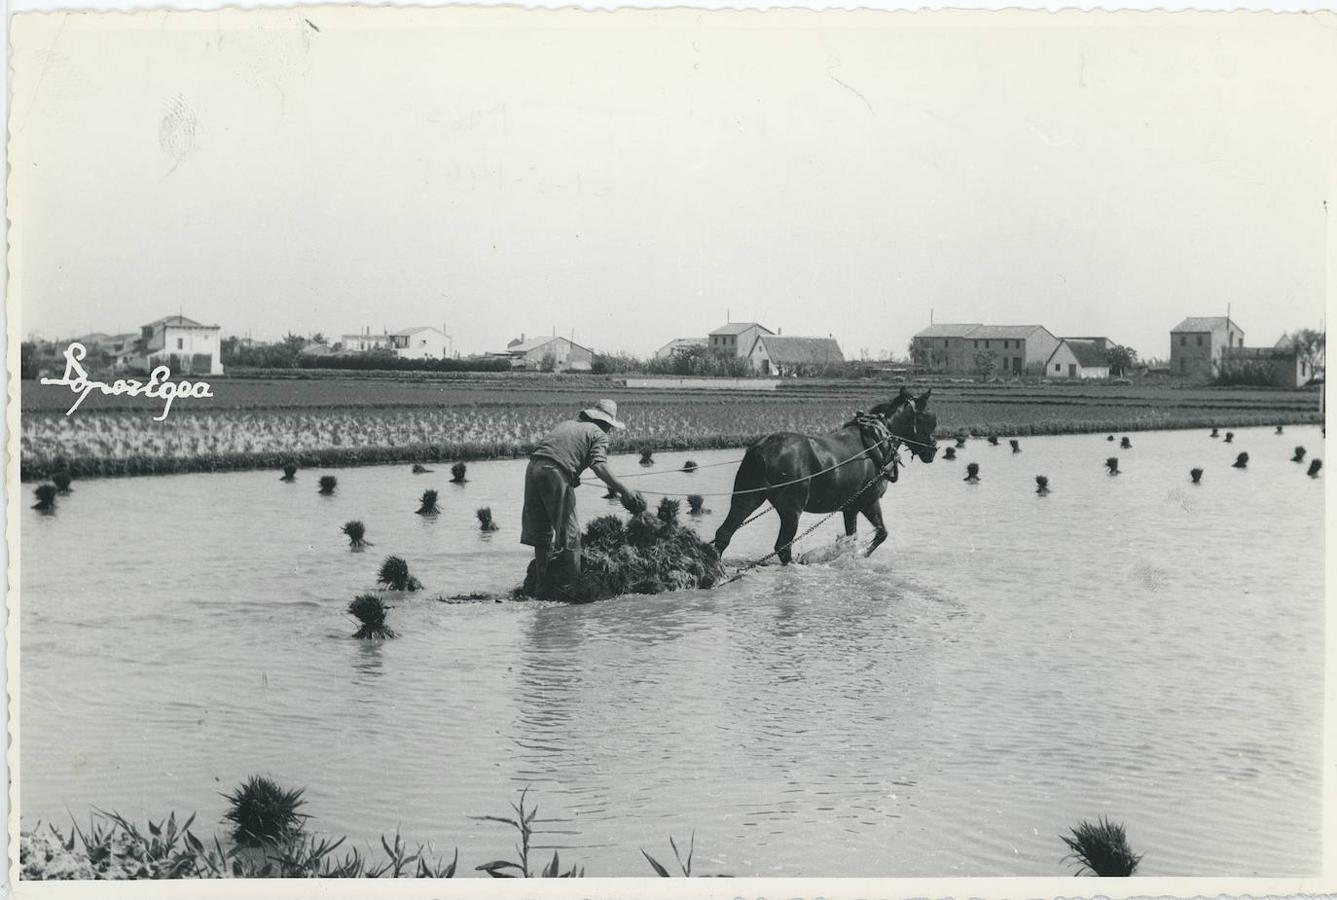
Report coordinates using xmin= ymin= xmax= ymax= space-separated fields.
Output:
xmin=844 ymin=393 xmax=911 ymax=429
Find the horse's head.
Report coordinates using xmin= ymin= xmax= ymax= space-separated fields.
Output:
xmin=873 ymin=389 xmax=938 ymax=463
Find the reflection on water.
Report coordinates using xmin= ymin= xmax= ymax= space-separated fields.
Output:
xmin=18 ymin=426 xmax=1325 ymax=876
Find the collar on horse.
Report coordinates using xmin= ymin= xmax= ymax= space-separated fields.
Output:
xmin=852 ymin=411 xmax=902 ymax=483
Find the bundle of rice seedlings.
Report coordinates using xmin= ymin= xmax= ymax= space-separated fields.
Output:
xmin=1210 ymin=427 xmax=1219 ymax=438
xmin=943 ymin=446 xmax=957 ymax=460
xmin=1107 ymin=434 xmax=1116 ymax=442
xmin=220 ymin=775 xmax=308 ymax=847
xmin=1120 ymin=436 xmax=1132 ymax=449
xmin=477 ymin=507 xmax=499 ymax=532
xmin=51 ymin=472 xmax=73 ymax=494
xmin=1224 ymin=432 xmax=1234 ymax=443
xmin=1009 ymin=439 xmax=1021 ymax=453
xmin=450 ymin=462 xmax=467 ymax=483
xmin=32 ymin=484 xmax=58 ymax=512
xmin=349 ymin=593 xmax=397 ymax=639
xmin=318 ymin=475 xmax=337 ymax=495
xmin=1105 ymin=457 xmax=1120 ymax=475
xmin=412 ymin=463 xmax=433 ymax=474
xmin=535 ymin=511 xmax=724 ymax=603
xmin=1276 ymin=424 xmax=1284 ymax=434
xmin=682 ymin=460 xmax=698 ymax=473
xmin=377 ymin=556 xmax=422 ymax=591
xmin=1308 ymin=459 xmax=1323 ymax=478
xmin=1060 ymin=816 xmax=1142 ymax=876
xmin=416 ymin=490 xmax=440 ymax=515
xmin=1035 ymin=475 xmax=1049 ymax=495
xmin=1292 ymin=446 xmax=1306 ymax=462
xmin=954 ymin=434 xmax=967 ymax=448
xmin=686 ymin=494 xmax=710 ymax=515
xmin=657 ymin=497 xmax=681 ymax=526
xmin=964 ymin=462 xmax=980 ymax=483
xmin=280 ymin=463 xmax=297 ymax=482
xmin=342 ymin=520 xmax=369 ymax=548
xmin=987 ymin=435 xmax=999 ymax=446
xmin=1190 ymin=467 xmax=1203 ymax=484
xmin=639 ymin=447 xmax=655 ymax=466
xmin=1232 ymin=452 xmax=1249 ymax=469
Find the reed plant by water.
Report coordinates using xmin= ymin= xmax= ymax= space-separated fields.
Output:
xmin=642 ymin=832 xmax=697 ymax=877
xmin=318 ymin=475 xmax=337 ymax=495
xmin=416 ymin=490 xmax=441 ymax=515
xmin=349 ymin=594 xmax=397 ymax=639
xmin=341 ymin=520 xmax=369 ymax=548
xmin=1060 ymin=817 xmax=1142 ymax=876
xmin=377 ymin=556 xmax=422 ymax=591
xmin=472 ymin=788 xmax=583 ymax=878
xmin=220 ymin=776 xmax=308 ymax=847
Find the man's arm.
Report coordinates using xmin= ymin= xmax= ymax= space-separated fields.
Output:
xmin=591 ymin=461 xmax=645 ymax=513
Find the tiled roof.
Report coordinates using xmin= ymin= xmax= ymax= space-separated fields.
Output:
xmin=968 ymin=325 xmax=1053 ymax=340
xmin=144 ymin=315 xmax=211 ymax=329
xmin=509 ymin=335 xmax=592 ymax=354
xmin=753 ymin=335 xmax=845 ymax=365
xmin=1172 ymin=316 xmax=1241 ymax=333
xmin=1063 ymin=339 xmax=1109 ymax=368
xmin=709 ymin=322 xmax=772 ymax=336
xmin=914 ymin=324 xmax=982 ymax=338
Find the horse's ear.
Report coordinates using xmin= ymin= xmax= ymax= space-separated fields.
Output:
xmin=915 ymin=388 xmax=932 ymax=410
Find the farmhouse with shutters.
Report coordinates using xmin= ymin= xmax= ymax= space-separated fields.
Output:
xmin=1169 ymin=316 xmax=1244 ymax=379
xmin=709 ymin=322 xmax=773 ymax=358
xmin=141 ymin=315 xmax=224 ymax=376
xmin=910 ymin=324 xmax=1059 ymax=376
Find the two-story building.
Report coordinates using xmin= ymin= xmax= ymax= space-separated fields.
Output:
xmin=389 ymin=326 xmax=452 ymax=360
xmin=910 ymin=324 xmax=1059 ymax=375
xmin=654 ymin=337 xmax=707 ymax=359
xmin=709 ymin=322 xmax=773 ymax=358
xmin=1169 ymin=317 xmax=1244 ymax=379
xmin=141 ymin=315 xmax=224 ymax=375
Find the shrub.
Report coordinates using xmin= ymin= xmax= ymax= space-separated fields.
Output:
xmin=220 ymin=776 xmax=308 ymax=847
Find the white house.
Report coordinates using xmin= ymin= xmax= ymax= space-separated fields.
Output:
xmin=389 ymin=326 xmax=452 ymax=359
xmin=748 ymin=335 xmax=845 ymax=376
xmin=504 ymin=334 xmax=594 ymax=371
xmin=141 ymin=315 xmax=223 ymax=375
xmin=709 ymin=322 xmax=773 ymax=358
xmin=340 ymin=330 xmax=393 ymax=353
xmin=1044 ymin=339 xmax=1111 ymax=379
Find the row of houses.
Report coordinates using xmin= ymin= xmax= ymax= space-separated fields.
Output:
xmin=71 ymin=316 xmax=227 ymax=376
xmin=657 ymin=322 xmax=847 ymax=376
xmin=909 ymin=317 xmax=1315 ymax=386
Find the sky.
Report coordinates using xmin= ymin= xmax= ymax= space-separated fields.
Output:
xmin=8 ymin=7 xmax=1333 ymax=361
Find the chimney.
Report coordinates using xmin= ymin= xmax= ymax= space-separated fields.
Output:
xmin=778 ymin=327 xmax=782 ymax=335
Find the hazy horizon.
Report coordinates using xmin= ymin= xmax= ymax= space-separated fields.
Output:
xmin=9 ymin=8 xmax=1332 ymax=362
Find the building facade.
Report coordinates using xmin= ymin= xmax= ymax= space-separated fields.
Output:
xmin=911 ymin=324 xmax=1059 ymax=375
xmin=1045 ymin=339 xmax=1111 ymax=379
xmin=505 ymin=335 xmax=594 ymax=371
xmin=340 ymin=331 xmax=393 ymax=353
xmin=654 ymin=337 xmax=707 ymax=359
xmin=141 ymin=315 xmax=224 ymax=375
xmin=709 ymin=322 xmax=773 ymax=358
xmin=390 ymin=326 xmax=452 ymax=359
xmin=1170 ymin=317 xmax=1245 ymax=379
xmin=1220 ymin=346 xmax=1313 ymax=388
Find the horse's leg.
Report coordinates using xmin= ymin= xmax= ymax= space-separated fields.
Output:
xmin=861 ymin=500 xmax=889 ymax=557
xmin=842 ymin=507 xmax=859 ymax=538
xmin=712 ymin=490 xmax=766 ymax=555
xmin=771 ymin=484 xmax=809 ymax=565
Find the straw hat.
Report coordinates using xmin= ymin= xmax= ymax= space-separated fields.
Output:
xmin=581 ymin=398 xmax=625 ymax=430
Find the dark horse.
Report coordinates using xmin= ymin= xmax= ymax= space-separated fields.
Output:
xmin=712 ymin=389 xmax=938 ymax=564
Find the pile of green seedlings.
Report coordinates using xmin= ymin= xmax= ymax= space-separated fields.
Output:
xmin=537 ymin=498 xmax=726 ymax=603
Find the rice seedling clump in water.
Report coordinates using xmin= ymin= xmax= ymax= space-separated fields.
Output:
xmin=639 ymin=447 xmax=655 ymax=466
xmin=221 ymin=776 xmax=308 ymax=847
xmin=52 ymin=472 xmax=73 ymax=493
xmin=32 ymin=484 xmax=58 ymax=511
xmin=281 ymin=463 xmax=297 ymax=482
xmin=1105 ymin=457 xmax=1120 ymax=475
xmin=476 ymin=507 xmax=499 ymax=532
xmin=450 ymin=462 xmax=467 ymax=483
xmin=342 ymin=520 xmax=369 ymax=548
xmin=1035 ymin=475 xmax=1049 ymax=495
xmin=687 ymin=494 xmax=710 ymax=515
xmin=1232 ymin=452 xmax=1248 ymax=469
xmin=412 ymin=463 xmax=433 ymax=474
xmin=682 ymin=460 xmax=698 ymax=473
xmin=349 ymin=593 xmax=397 ymax=639
xmin=378 ymin=556 xmax=422 ymax=591
xmin=1308 ymin=458 xmax=1323 ymax=478
xmin=318 ymin=475 xmax=337 ymax=495
xmin=964 ymin=462 xmax=980 ymax=483
xmin=1060 ymin=816 xmax=1142 ymax=876
xmin=1190 ymin=467 xmax=1203 ymax=484
xmin=1292 ymin=446 xmax=1306 ymax=462
xmin=416 ymin=490 xmax=440 ymax=515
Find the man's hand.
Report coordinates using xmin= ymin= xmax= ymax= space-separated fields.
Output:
xmin=620 ymin=490 xmax=647 ymax=515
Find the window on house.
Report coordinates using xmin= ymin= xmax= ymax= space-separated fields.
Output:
xmin=176 ymin=338 xmax=183 ymax=350
xmin=1180 ymin=336 xmax=1186 ymax=347
xmin=1197 ymin=335 xmax=1203 ymax=347
xmin=1054 ymin=363 xmax=1060 ymax=372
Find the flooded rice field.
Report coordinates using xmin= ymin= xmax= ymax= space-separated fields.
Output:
xmin=19 ymin=425 xmax=1325 ymax=876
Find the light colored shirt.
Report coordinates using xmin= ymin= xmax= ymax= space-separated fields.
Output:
xmin=531 ymin=419 xmax=610 ymax=483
